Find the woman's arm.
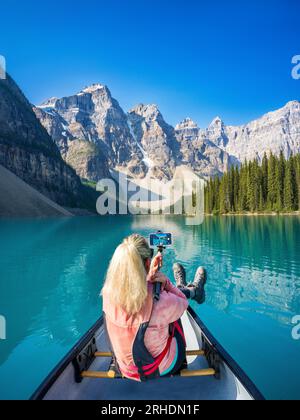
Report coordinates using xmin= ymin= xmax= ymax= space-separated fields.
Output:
xmin=149 ymin=272 xmax=187 ymax=299
xmin=151 ymin=289 xmax=188 ymax=327
xmin=148 ymin=274 xmax=189 ymax=328
xmin=164 ymin=278 xmax=188 ymax=299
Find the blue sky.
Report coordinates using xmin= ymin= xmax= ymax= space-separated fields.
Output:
xmin=1 ymin=0 xmax=300 ymax=127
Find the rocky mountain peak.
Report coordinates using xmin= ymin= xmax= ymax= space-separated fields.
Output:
xmin=39 ymin=84 xmax=114 ymax=117
xmin=129 ymin=104 xmax=162 ymax=123
xmin=128 ymin=104 xmax=179 ymax=180
xmin=284 ymin=100 xmax=300 ymax=109
xmin=211 ymin=100 xmax=300 ymax=163
xmin=204 ymin=116 xmax=228 ymax=149
xmin=175 ymin=118 xmax=198 ymax=131
xmin=256 ymin=100 xmax=300 ymax=125
xmin=81 ymin=83 xmax=106 ymax=94
xmin=35 ymin=84 xmax=146 ymax=181
xmin=78 ymin=84 xmax=114 ymax=106
xmin=39 ymin=97 xmax=59 ymax=109
xmin=209 ymin=116 xmax=224 ymax=128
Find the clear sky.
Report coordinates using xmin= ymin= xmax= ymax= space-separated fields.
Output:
xmin=1 ymin=0 xmax=300 ymax=127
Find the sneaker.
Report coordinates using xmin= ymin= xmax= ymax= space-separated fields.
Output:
xmin=188 ymin=267 xmax=207 ymax=304
xmin=173 ymin=263 xmax=187 ymax=288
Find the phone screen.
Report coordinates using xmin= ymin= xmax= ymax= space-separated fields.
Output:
xmin=150 ymin=233 xmax=172 ymax=247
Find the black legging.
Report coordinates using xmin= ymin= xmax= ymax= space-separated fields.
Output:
xmin=179 ymin=287 xmax=194 ymax=299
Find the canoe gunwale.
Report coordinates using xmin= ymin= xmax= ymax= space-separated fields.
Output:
xmin=30 ymin=318 xmax=104 ymax=401
xmin=188 ymin=307 xmax=265 ymax=401
xmin=30 ymin=308 xmax=265 ymax=401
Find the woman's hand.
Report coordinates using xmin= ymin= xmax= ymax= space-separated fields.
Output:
xmin=149 ymin=252 xmax=163 ymax=279
xmin=149 ymin=272 xmax=169 ymax=288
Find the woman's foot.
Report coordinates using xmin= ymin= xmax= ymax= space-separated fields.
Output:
xmin=173 ymin=263 xmax=187 ymax=288
xmin=188 ymin=267 xmax=207 ymax=304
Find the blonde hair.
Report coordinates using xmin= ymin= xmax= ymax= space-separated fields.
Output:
xmin=102 ymin=234 xmax=152 ymax=316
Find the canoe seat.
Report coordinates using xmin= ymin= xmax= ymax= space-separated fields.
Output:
xmin=94 ymin=350 xmax=205 ymax=358
xmin=82 ymin=368 xmax=216 ymax=380
xmin=82 ymin=350 xmax=212 ymax=380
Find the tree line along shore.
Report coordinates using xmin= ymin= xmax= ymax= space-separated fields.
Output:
xmin=204 ymin=152 xmax=300 ymax=215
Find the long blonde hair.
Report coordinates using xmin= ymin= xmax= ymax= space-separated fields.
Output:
xmin=102 ymin=234 xmax=152 ymax=316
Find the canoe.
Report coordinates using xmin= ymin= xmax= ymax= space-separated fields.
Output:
xmin=30 ymin=307 xmax=264 ymax=401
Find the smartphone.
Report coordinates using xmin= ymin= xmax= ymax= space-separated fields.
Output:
xmin=150 ymin=232 xmax=172 ymax=247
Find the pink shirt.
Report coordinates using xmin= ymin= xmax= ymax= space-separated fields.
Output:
xmin=103 ymin=279 xmax=188 ymax=380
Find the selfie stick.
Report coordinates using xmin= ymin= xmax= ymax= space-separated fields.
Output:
xmin=153 ymin=245 xmax=165 ymax=302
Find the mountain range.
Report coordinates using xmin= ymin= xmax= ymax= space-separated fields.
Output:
xmin=1 ymin=74 xmax=300 ymax=216
xmin=34 ymin=84 xmax=300 ymax=183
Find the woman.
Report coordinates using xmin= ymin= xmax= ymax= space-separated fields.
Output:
xmin=102 ymin=234 xmax=206 ymax=382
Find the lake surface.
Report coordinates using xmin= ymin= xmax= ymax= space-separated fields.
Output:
xmin=0 ymin=215 xmax=300 ymax=400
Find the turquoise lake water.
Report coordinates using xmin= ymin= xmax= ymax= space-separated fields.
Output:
xmin=0 ymin=215 xmax=300 ymax=400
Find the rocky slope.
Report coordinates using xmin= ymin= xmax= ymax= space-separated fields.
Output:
xmin=128 ymin=104 xmax=180 ymax=180
xmin=35 ymin=84 xmax=146 ymax=181
xmin=0 ymin=75 xmax=95 ymax=209
xmin=175 ymin=101 xmax=300 ymax=173
xmin=205 ymin=101 xmax=300 ymax=162
xmin=0 ymin=164 xmax=74 ymax=217
xmin=175 ymin=118 xmax=236 ymax=177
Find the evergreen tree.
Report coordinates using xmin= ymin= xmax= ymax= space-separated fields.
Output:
xmin=219 ymin=172 xmax=230 ymax=213
xmin=261 ymin=153 xmax=268 ymax=206
xmin=233 ymin=166 xmax=240 ymax=211
xmin=294 ymin=154 xmax=300 ymax=209
xmin=248 ymin=160 xmax=260 ymax=212
xmin=284 ymin=157 xmax=297 ymax=211
xmin=205 ymin=152 xmax=300 ymax=214
xmin=238 ymin=162 xmax=248 ymax=211
xmin=267 ymin=153 xmax=277 ymax=210
xmin=275 ymin=151 xmax=285 ymax=211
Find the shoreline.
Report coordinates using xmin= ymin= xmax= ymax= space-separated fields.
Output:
xmin=205 ymin=211 xmax=300 ymax=217
xmin=1 ymin=210 xmax=300 ymax=220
